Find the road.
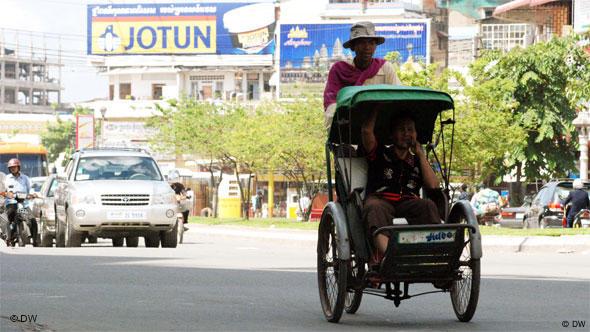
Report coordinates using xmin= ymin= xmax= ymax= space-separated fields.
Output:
xmin=1 ymin=228 xmax=589 ymax=331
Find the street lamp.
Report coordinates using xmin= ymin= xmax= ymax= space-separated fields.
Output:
xmin=99 ymin=107 xmax=107 ymax=148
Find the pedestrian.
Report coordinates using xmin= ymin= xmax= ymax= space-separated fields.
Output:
xmin=254 ymin=191 xmax=263 ymax=218
xmin=186 ymin=187 xmax=194 ymax=216
xmin=458 ymin=184 xmax=469 ymax=201
xmin=563 ymin=179 xmax=590 ymax=228
xmin=323 ymin=21 xmax=401 ymax=130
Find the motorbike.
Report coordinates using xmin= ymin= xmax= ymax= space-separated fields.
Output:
xmin=563 ymin=204 xmax=590 ymax=228
xmin=5 ymin=192 xmax=38 ymax=247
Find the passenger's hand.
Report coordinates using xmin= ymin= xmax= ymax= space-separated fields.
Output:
xmin=412 ymin=140 xmax=425 ymax=157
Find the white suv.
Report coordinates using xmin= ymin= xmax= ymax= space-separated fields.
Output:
xmin=54 ymin=148 xmax=179 ymax=247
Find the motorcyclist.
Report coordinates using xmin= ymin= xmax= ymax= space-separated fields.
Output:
xmin=0 ymin=170 xmax=7 ymax=241
xmin=470 ymin=184 xmax=500 ymax=223
xmin=2 ymin=158 xmax=37 ymax=246
xmin=563 ymin=179 xmax=589 ymax=228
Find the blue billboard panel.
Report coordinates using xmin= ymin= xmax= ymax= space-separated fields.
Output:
xmin=87 ymin=2 xmax=276 ymax=55
xmin=279 ymin=22 xmax=428 ymax=71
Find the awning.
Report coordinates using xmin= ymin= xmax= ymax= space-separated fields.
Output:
xmin=493 ymin=0 xmax=560 ymax=16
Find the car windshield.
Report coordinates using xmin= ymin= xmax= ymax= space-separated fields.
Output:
xmin=554 ymin=185 xmax=590 ymax=202
xmin=75 ymin=156 xmax=162 ymax=181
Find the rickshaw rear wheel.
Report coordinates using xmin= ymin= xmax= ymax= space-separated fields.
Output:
xmin=317 ymin=208 xmax=347 ymax=323
xmin=448 ymin=207 xmax=480 ymax=322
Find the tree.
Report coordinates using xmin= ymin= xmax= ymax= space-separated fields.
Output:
xmin=40 ymin=107 xmax=94 ymax=166
xmin=41 ymin=116 xmax=74 ymax=165
xmin=472 ymin=35 xmax=590 ymax=194
xmin=274 ymin=97 xmax=326 ymax=220
xmin=146 ymin=99 xmax=234 ymax=218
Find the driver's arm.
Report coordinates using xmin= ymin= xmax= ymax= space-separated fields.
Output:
xmin=361 ymin=109 xmax=378 ymax=154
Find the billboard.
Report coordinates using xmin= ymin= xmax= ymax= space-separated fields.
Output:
xmin=76 ymin=115 xmax=95 ymax=150
xmin=279 ymin=22 xmax=429 ymax=88
xmin=87 ymin=2 xmax=276 ymax=55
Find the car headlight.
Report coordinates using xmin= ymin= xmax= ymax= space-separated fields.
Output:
xmin=153 ymin=192 xmax=176 ymax=205
xmin=71 ymin=193 xmax=96 ymax=205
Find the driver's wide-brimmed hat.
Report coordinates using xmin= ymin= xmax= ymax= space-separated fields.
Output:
xmin=343 ymin=21 xmax=385 ymax=49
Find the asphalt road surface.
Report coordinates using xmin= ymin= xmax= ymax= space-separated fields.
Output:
xmin=1 ymin=229 xmax=589 ymax=331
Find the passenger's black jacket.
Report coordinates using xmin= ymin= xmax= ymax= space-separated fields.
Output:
xmin=563 ymin=189 xmax=590 ymax=219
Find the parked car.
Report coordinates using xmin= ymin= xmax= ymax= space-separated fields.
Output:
xmin=31 ymin=175 xmax=58 ymax=247
xmin=524 ymin=180 xmax=590 ymax=229
xmin=30 ymin=176 xmax=47 ymax=194
xmin=54 ymin=148 xmax=179 ymax=247
xmin=494 ymin=196 xmax=532 ymax=228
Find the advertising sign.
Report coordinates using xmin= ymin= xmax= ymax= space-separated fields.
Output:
xmin=279 ymin=22 xmax=429 ymax=73
xmin=76 ymin=115 xmax=95 ymax=150
xmin=87 ymin=2 xmax=276 ymax=55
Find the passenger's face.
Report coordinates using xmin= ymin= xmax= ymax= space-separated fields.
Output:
xmin=391 ymin=118 xmax=417 ymax=150
xmin=352 ymin=38 xmax=377 ymax=62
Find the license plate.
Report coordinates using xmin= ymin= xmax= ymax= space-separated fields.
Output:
xmin=398 ymin=230 xmax=455 ymax=244
xmin=515 ymin=213 xmax=524 ymax=219
xmin=107 ymin=211 xmax=147 ymax=220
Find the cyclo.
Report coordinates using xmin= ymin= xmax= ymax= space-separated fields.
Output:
xmin=317 ymin=85 xmax=482 ymax=323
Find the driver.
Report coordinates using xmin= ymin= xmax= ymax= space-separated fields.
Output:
xmin=563 ymin=179 xmax=589 ymax=228
xmin=361 ymin=110 xmax=441 ymax=257
xmin=323 ymin=21 xmax=400 ymax=130
xmin=2 ymin=158 xmax=37 ymax=246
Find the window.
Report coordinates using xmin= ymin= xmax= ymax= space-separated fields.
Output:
xmin=119 ymin=83 xmax=131 ymax=99
xmin=152 ymin=84 xmax=164 ymax=100
xmin=109 ymin=85 xmax=114 ymax=100
xmin=481 ymin=23 xmax=531 ymax=51
xmin=5 ymin=62 xmax=16 ymax=79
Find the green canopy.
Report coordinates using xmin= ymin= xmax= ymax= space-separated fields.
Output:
xmin=328 ymin=85 xmax=454 ymax=145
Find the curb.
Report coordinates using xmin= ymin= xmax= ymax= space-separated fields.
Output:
xmin=187 ymin=224 xmax=590 ymax=254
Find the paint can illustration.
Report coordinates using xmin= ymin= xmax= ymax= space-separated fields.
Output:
xmin=223 ymin=3 xmax=276 ymax=54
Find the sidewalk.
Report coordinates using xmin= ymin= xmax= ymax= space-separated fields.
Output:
xmin=187 ymin=224 xmax=590 ymax=254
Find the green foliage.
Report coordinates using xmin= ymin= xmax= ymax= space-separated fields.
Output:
xmin=473 ymin=35 xmax=590 ymax=180
xmin=41 ymin=117 xmax=74 ymax=164
xmin=145 ymin=97 xmax=326 ymax=219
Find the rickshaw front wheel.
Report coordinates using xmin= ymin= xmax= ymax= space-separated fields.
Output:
xmin=449 ymin=207 xmax=481 ymax=322
xmin=344 ymin=256 xmax=364 ymax=314
xmin=317 ymin=208 xmax=348 ymax=323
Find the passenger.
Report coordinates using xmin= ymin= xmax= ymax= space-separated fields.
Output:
xmin=361 ymin=111 xmax=441 ymax=256
xmin=563 ymin=179 xmax=589 ymax=228
xmin=323 ymin=21 xmax=400 ymax=130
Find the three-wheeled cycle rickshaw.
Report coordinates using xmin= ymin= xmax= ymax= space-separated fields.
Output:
xmin=317 ymin=85 xmax=482 ymax=323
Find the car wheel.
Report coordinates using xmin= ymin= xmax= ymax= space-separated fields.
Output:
xmin=65 ymin=213 xmax=82 ymax=247
xmin=55 ymin=209 xmax=66 ymax=248
xmin=39 ymin=218 xmax=53 ymax=247
xmin=112 ymin=237 xmax=124 ymax=247
xmin=88 ymin=235 xmax=98 ymax=244
xmin=539 ymin=219 xmax=548 ymax=229
xmin=144 ymin=233 xmax=160 ymax=248
xmin=125 ymin=236 xmax=139 ymax=247
xmin=161 ymin=221 xmax=178 ymax=248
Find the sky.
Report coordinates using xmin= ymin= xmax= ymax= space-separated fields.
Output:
xmin=0 ymin=0 xmax=321 ymax=104
xmin=1 ymin=0 xmax=110 ymax=103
